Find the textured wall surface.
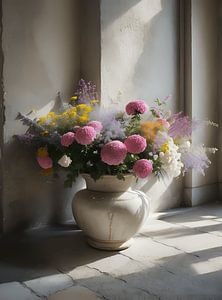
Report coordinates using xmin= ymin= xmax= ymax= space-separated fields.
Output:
xmin=80 ymin=0 xmax=101 ymax=96
xmin=219 ymin=1 xmax=222 ymax=197
xmin=101 ymin=0 xmax=180 ymax=112
xmin=191 ymin=0 xmax=219 ymax=187
xmin=100 ymin=0 xmax=183 ymax=211
xmin=183 ymin=0 xmax=220 ymax=205
xmin=2 ymin=0 xmax=81 ymax=232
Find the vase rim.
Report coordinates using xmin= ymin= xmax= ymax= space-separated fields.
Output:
xmin=81 ymin=173 xmax=134 ymax=179
xmin=81 ymin=173 xmax=135 ymax=192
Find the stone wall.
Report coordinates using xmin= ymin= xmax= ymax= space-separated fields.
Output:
xmin=2 ymin=0 xmax=82 ymax=232
xmin=184 ymin=0 xmax=220 ymax=205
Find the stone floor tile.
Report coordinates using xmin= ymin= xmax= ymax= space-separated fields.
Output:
xmin=0 ymin=281 xmax=39 ymax=300
xmin=69 ymin=265 xmax=158 ymax=299
xmin=24 ymin=273 xmax=73 ymax=297
xmin=121 ymin=262 xmax=222 ymax=299
xmin=141 ymin=218 xmax=179 ymax=234
xmin=185 ymin=221 xmax=222 ymax=237
xmin=87 ymin=253 xmax=152 ymax=278
xmin=152 ymin=230 xmax=222 ymax=254
xmin=121 ymin=235 xmax=182 ymax=262
xmin=1 ymin=203 xmax=222 ymax=300
xmin=68 ymin=265 xmax=100 ymax=281
xmin=48 ymin=285 xmax=101 ymax=300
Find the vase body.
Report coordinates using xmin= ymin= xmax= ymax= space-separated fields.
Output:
xmin=72 ymin=174 xmax=149 ymax=250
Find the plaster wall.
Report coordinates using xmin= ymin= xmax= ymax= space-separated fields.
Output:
xmin=80 ymin=0 xmax=101 ymax=96
xmin=100 ymin=0 xmax=180 ymax=112
xmin=190 ymin=0 xmax=219 ymax=189
xmin=100 ymin=0 xmax=183 ymax=211
xmin=219 ymin=1 xmax=222 ymax=197
xmin=2 ymin=0 xmax=82 ymax=232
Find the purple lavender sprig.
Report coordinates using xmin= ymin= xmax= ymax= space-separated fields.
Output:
xmin=169 ymin=113 xmax=199 ymax=139
xmin=74 ymin=79 xmax=98 ymax=104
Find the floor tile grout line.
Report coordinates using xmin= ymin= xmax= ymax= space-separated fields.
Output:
xmin=120 ymin=248 xmax=176 ymax=276
xmin=168 ymin=221 xmax=222 ymax=238
xmin=86 ymin=263 xmax=160 ymax=299
xmin=57 ymin=267 xmax=108 ymax=300
xmin=20 ymin=281 xmax=45 ymax=299
xmin=140 ymin=233 xmax=200 ymax=259
xmin=56 ymin=267 xmax=77 ymax=286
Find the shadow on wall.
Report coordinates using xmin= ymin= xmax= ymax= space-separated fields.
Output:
xmin=3 ymin=0 xmax=79 ymax=110
xmin=2 ymin=0 xmax=81 ymax=232
xmin=3 ymin=139 xmax=85 ymax=232
xmin=101 ymin=0 xmax=143 ymax=29
xmin=3 ymin=94 xmax=85 ymax=232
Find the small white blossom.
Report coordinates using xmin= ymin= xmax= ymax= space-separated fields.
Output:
xmin=149 ymin=152 xmax=153 ymax=156
xmin=205 ymin=120 xmax=219 ymax=127
xmin=206 ymin=147 xmax=218 ymax=154
xmin=159 ymin=152 xmax=164 ymax=158
xmin=58 ymin=155 xmax=72 ymax=168
xmin=153 ymin=154 xmax=158 ymax=161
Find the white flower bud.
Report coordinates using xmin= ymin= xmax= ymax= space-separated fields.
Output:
xmin=153 ymin=154 xmax=158 ymax=161
xmin=58 ymin=155 xmax=72 ymax=168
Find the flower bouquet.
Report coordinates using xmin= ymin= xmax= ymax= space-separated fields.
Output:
xmin=16 ymin=79 xmax=217 ymax=185
xmin=15 ymin=79 xmax=217 ymax=250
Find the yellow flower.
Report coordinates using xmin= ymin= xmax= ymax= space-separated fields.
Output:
xmin=67 ymin=107 xmax=77 ymax=119
xmin=40 ymin=130 xmax=49 ymax=136
xmin=76 ymin=104 xmax=93 ymax=112
xmin=70 ymin=96 xmax=78 ymax=101
xmin=47 ymin=112 xmax=55 ymax=118
xmin=90 ymin=99 xmax=99 ymax=104
xmin=161 ymin=142 xmax=169 ymax=153
xmin=37 ymin=147 xmax=48 ymax=157
xmin=50 ymin=122 xmax=56 ymax=127
xmin=78 ymin=115 xmax=89 ymax=123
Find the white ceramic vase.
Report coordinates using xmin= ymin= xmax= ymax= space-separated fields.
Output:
xmin=72 ymin=174 xmax=149 ymax=251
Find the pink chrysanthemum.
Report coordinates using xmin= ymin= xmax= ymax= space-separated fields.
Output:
xmin=133 ymin=159 xmax=153 ymax=178
xmin=37 ymin=156 xmax=53 ymax=169
xmin=157 ymin=118 xmax=170 ymax=129
xmin=75 ymin=126 xmax=96 ymax=145
xmin=125 ymin=100 xmax=148 ymax=115
xmin=101 ymin=140 xmax=127 ymax=165
xmin=87 ymin=121 xmax=103 ymax=133
xmin=61 ymin=132 xmax=75 ymax=147
xmin=124 ymin=134 xmax=147 ymax=154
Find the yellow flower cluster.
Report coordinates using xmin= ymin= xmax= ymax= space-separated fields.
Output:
xmin=161 ymin=142 xmax=169 ymax=153
xmin=37 ymin=104 xmax=93 ymax=130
